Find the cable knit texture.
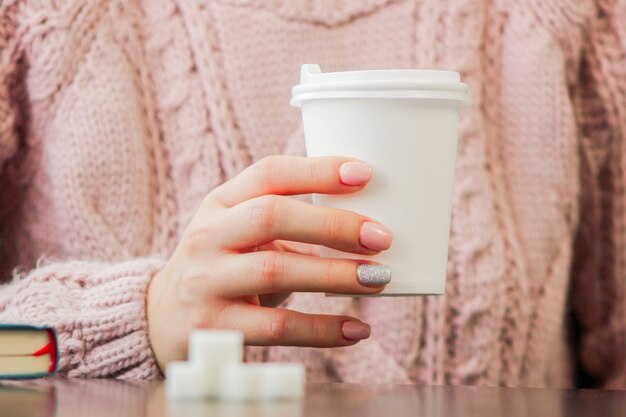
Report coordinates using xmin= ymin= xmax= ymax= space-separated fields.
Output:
xmin=0 ymin=0 xmax=624 ymax=386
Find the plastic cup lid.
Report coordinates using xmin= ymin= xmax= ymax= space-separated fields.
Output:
xmin=291 ymin=64 xmax=470 ymax=106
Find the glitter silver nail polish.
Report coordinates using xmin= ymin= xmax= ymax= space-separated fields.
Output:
xmin=357 ymin=264 xmax=392 ymax=287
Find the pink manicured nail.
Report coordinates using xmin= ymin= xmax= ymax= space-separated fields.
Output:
xmin=339 ymin=162 xmax=372 ymax=186
xmin=342 ymin=321 xmax=371 ymax=341
xmin=359 ymin=222 xmax=393 ymax=251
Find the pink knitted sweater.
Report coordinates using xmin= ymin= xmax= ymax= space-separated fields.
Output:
xmin=0 ymin=0 xmax=625 ymax=387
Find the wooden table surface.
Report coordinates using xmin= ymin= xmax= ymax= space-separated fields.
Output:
xmin=1 ymin=379 xmax=625 ymax=417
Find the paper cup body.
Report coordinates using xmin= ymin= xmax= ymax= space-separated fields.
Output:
xmin=292 ymin=65 xmax=468 ymax=296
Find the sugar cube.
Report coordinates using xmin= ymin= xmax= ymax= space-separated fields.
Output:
xmin=259 ymin=363 xmax=305 ymax=401
xmin=219 ymin=363 xmax=305 ymax=402
xmin=188 ymin=330 xmax=243 ymax=397
xmin=165 ymin=361 xmax=212 ymax=400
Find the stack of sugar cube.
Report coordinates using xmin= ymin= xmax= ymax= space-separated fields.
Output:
xmin=165 ymin=330 xmax=305 ymax=402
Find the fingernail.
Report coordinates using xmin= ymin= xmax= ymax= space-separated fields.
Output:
xmin=342 ymin=321 xmax=371 ymax=341
xmin=357 ymin=264 xmax=392 ymax=287
xmin=339 ymin=162 xmax=372 ymax=186
xmin=359 ymin=222 xmax=393 ymax=251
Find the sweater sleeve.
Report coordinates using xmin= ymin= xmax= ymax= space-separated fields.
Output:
xmin=570 ymin=0 xmax=626 ymax=389
xmin=0 ymin=258 xmax=166 ymax=379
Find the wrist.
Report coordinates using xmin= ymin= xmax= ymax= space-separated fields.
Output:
xmin=147 ymin=266 xmax=169 ymax=372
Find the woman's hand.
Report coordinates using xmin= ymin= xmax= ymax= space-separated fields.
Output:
xmin=147 ymin=156 xmax=393 ymax=371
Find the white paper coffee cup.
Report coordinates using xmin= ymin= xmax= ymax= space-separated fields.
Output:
xmin=291 ymin=64 xmax=469 ymax=296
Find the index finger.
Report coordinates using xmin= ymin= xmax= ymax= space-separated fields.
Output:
xmin=209 ymin=155 xmax=372 ymax=208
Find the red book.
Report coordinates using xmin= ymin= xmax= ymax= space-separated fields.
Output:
xmin=0 ymin=325 xmax=58 ymax=379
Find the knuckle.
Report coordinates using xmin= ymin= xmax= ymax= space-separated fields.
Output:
xmin=308 ymin=158 xmax=325 ymax=185
xmin=311 ymin=315 xmax=327 ymax=343
xmin=321 ymin=209 xmax=343 ymax=241
xmin=202 ymin=189 xmax=228 ymax=209
xmin=249 ymin=195 xmax=281 ymax=228
xmin=188 ymin=303 xmax=219 ymax=329
xmin=253 ymin=252 xmax=284 ymax=292
xmin=254 ymin=156 xmax=282 ymax=192
xmin=178 ymin=271 xmax=202 ymax=301
xmin=267 ymin=310 xmax=288 ymax=344
xmin=201 ymin=191 xmax=217 ymax=208
xmin=181 ymin=229 xmax=210 ymax=258
xmin=321 ymin=259 xmax=336 ymax=289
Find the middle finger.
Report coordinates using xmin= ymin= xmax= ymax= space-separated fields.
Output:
xmin=220 ymin=195 xmax=393 ymax=254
